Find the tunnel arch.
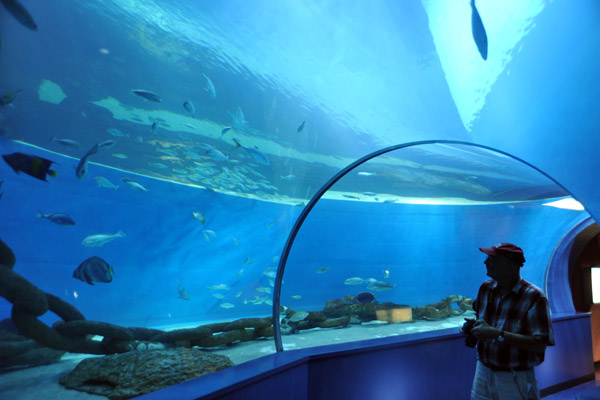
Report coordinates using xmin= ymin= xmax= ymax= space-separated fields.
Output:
xmin=272 ymin=140 xmax=588 ymax=352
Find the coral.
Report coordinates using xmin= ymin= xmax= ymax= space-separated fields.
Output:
xmin=59 ymin=348 xmax=233 ymax=399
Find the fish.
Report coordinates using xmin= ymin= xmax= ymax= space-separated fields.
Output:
xmin=183 ymin=101 xmax=195 ymax=115
xmin=149 ymin=163 xmax=167 ymax=169
xmin=383 ymin=266 xmax=390 ymax=279
xmin=177 ymin=284 xmax=190 ymax=300
xmin=357 ymin=172 xmax=375 ymax=177
xmin=316 ymin=266 xmax=331 ymax=274
xmin=37 ymin=212 xmax=76 ymax=226
xmin=262 ymin=266 xmax=276 ymax=279
xmin=212 ymin=293 xmax=225 ymax=299
xmin=131 ymin=89 xmax=162 ymax=103
xmin=236 ymin=269 xmax=244 ymax=278
xmin=0 ymin=90 xmax=22 ymax=107
xmin=82 ymin=230 xmax=126 ymax=247
xmin=256 ymin=286 xmax=272 ymax=294
xmin=289 ymin=311 xmax=309 ymax=322
xmin=136 ymin=136 xmax=144 ymax=143
xmin=244 ymin=256 xmax=256 ymax=265
xmin=205 ymin=147 xmax=228 ymax=162
xmin=220 ymin=303 xmax=235 ymax=309
xmin=94 ymin=176 xmax=119 ymax=190
xmin=470 ymin=0 xmax=488 ymax=60
xmin=232 ymin=235 xmax=239 ymax=246
xmin=73 ymin=256 xmax=113 ymax=285
xmin=280 ymin=174 xmax=296 ymax=180
xmin=2 ymin=152 xmax=58 ymax=181
xmin=344 ymin=277 xmax=365 ymax=285
xmin=220 ymin=127 xmax=232 ymax=137
xmin=50 ymin=137 xmax=80 ymax=148
xmin=235 ymin=291 xmax=242 ymax=298
xmin=185 ymin=124 xmax=195 ymax=129
xmin=290 ymin=295 xmax=302 ymax=300
xmin=192 ymin=211 xmax=205 ymax=224
xmin=112 ymin=153 xmax=128 ymax=159
xmin=362 ymin=192 xmax=377 ymax=196
xmin=0 ymin=0 xmax=37 ymax=31
xmin=202 ymin=229 xmax=217 ymax=242
xmin=121 ymin=178 xmax=148 ymax=191
xmin=99 ymin=139 xmax=116 ymax=149
xmin=366 ymin=279 xmax=396 ymax=292
xmin=151 ymin=122 xmax=159 ymax=134
xmin=342 ymin=194 xmax=360 ymax=200
xmin=106 ymin=128 xmax=128 ymax=138
xmin=232 ymin=138 xmax=270 ymax=166
xmin=297 ymin=121 xmax=305 ymax=133
xmin=203 ymin=74 xmax=216 ymax=98
xmin=207 ymin=283 xmax=230 ymax=290
xmin=355 ymin=292 xmax=376 ymax=304
xmin=75 ymin=143 xmax=99 ymax=179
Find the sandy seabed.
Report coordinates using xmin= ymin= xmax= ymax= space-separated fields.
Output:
xmin=0 ymin=313 xmax=472 ymax=399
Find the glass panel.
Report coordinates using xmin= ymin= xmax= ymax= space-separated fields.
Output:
xmin=280 ymin=143 xmax=587 ymax=350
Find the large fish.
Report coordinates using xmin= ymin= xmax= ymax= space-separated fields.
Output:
xmin=470 ymin=0 xmax=488 ymax=60
xmin=75 ymin=143 xmax=99 ymax=179
xmin=2 ymin=152 xmax=58 ymax=181
xmin=37 ymin=212 xmax=76 ymax=226
xmin=1 ymin=0 xmax=37 ymax=31
xmin=131 ymin=89 xmax=162 ymax=103
xmin=73 ymin=256 xmax=113 ymax=285
xmin=82 ymin=230 xmax=126 ymax=247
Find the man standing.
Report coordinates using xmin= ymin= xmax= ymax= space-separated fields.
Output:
xmin=464 ymin=243 xmax=554 ymax=400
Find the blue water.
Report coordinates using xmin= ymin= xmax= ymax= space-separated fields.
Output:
xmin=0 ymin=0 xmax=597 ymax=365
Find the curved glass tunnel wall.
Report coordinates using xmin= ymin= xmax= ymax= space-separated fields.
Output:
xmin=277 ymin=142 xmax=589 ymax=350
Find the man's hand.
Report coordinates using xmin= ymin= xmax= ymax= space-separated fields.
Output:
xmin=470 ymin=319 xmax=501 ymax=340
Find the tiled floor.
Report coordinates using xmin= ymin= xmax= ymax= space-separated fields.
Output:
xmin=543 ymin=365 xmax=600 ymax=399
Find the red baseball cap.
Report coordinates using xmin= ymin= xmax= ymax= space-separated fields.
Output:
xmin=479 ymin=243 xmax=526 ymax=266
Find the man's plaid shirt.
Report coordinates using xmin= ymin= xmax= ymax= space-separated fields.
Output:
xmin=473 ymin=278 xmax=555 ymax=369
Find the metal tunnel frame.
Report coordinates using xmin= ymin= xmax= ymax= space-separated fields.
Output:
xmin=271 ymin=139 xmax=582 ymax=352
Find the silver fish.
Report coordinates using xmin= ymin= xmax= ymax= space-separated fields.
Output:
xmin=82 ymin=230 xmax=126 ymax=247
xmin=121 ymin=178 xmax=148 ymax=191
xmin=94 ymin=176 xmax=119 ymax=190
xmin=344 ymin=277 xmax=365 ymax=285
xmin=232 ymin=138 xmax=270 ymax=166
xmin=107 ymin=128 xmax=128 ymax=138
xmin=50 ymin=137 xmax=80 ymax=148
xmin=76 ymin=143 xmax=99 ymax=179
xmin=203 ymin=74 xmax=216 ymax=98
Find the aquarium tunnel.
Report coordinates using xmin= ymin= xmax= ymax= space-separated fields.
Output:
xmin=1 ymin=1 xmax=600 ymax=399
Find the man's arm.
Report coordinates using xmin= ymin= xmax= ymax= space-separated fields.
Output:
xmin=471 ymin=319 xmax=547 ymax=353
